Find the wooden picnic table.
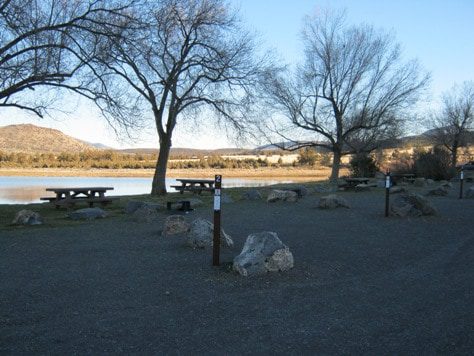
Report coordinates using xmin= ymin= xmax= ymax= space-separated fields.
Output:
xmin=41 ymin=187 xmax=117 ymax=208
xmin=171 ymin=178 xmax=215 ymax=194
xmin=340 ymin=177 xmax=370 ymax=189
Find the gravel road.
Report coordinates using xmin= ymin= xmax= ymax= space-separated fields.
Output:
xmin=1 ymin=185 xmax=473 ymax=354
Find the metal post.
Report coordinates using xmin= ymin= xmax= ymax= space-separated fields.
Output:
xmin=459 ymin=168 xmax=464 ymax=199
xmin=385 ymin=170 xmax=391 ymax=217
xmin=213 ymin=175 xmax=222 ymax=266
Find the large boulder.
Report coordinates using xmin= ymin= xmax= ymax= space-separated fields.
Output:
xmin=68 ymin=208 xmax=107 ymax=220
xmin=11 ymin=210 xmax=43 ymax=225
xmin=162 ymin=215 xmax=190 ymax=236
xmin=186 ymin=218 xmax=233 ymax=249
xmin=314 ymin=185 xmax=337 ymax=194
xmin=390 ymin=193 xmax=437 ymax=217
xmin=287 ymin=185 xmax=309 ymax=197
xmin=466 ymin=186 xmax=474 ymax=199
xmin=241 ymin=189 xmax=262 ymax=200
xmin=267 ymin=189 xmax=298 ymax=203
xmin=233 ymin=232 xmax=294 ymax=276
xmin=426 ymin=186 xmax=449 ymax=196
xmin=318 ymin=194 xmax=350 ymax=209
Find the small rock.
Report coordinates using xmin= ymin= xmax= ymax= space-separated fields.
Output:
xmin=68 ymin=208 xmax=107 ymax=220
xmin=233 ymin=231 xmax=294 ymax=276
xmin=426 ymin=179 xmax=435 ymax=186
xmin=267 ymin=189 xmax=298 ymax=203
xmin=162 ymin=215 xmax=190 ymax=236
xmin=11 ymin=210 xmax=43 ymax=225
xmin=318 ymin=194 xmax=350 ymax=209
xmin=186 ymin=218 xmax=233 ymax=249
xmin=241 ymin=189 xmax=262 ymax=200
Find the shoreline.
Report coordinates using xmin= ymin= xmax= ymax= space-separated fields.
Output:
xmin=0 ymin=167 xmax=343 ymax=180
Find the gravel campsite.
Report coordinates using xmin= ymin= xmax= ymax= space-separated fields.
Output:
xmin=1 ymin=182 xmax=473 ymax=354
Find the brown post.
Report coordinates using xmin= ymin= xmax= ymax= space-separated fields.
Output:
xmin=385 ymin=170 xmax=391 ymax=217
xmin=459 ymin=168 xmax=464 ymax=199
xmin=213 ymin=175 xmax=222 ymax=266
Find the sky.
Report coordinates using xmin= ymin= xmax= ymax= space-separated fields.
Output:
xmin=3 ymin=0 xmax=474 ymax=149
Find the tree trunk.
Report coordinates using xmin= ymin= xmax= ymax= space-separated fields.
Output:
xmin=451 ymin=141 xmax=459 ymax=168
xmin=151 ymin=136 xmax=172 ymax=195
xmin=330 ymin=149 xmax=342 ymax=181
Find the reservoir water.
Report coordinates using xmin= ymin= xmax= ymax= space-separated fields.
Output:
xmin=0 ymin=176 xmax=296 ymax=204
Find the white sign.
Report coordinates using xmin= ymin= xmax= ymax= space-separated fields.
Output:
xmin=214 ymin=188 xmax=221 ymax=211
xmin=385 ymin=175 xmax=391 ymax=188
xmin=461 ymin=171 xmax=464 ymax=180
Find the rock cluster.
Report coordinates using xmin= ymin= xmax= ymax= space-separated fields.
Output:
xmin=390 ymin=193 xmax=437 ymax=217
xmin=11 ymin=210 xmax=43 ymax=225
xmin=233 ymin=231 xmax=294 ymax=276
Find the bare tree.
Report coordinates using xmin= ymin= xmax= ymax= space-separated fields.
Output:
xmin=0 ymin=0 xmax=135 ymax=117
xmin=428 ymin=81 xmax=474 ymax=167
xmin=90 ymin=0 xmax=263 ymax=195
xmin=258 ymin=11 xmax=430 ymax=180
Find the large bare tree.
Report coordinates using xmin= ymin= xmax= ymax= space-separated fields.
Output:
xmin=428 ymin=81 xmax=474 ymax=167
xmin=259 ymin=11 xmax=430 ymax=180
xmin=0 ymin=0 xmax=135 ymax=117
xmin=90 ymin=0 xmax=263 ymax=195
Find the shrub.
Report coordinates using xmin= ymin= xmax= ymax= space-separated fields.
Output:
xmin=349 ymin=153 xmax=378 ymax=177
xmin=413 ymin=146 xmax=455 ymax=180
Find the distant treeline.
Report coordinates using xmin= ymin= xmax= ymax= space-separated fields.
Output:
xmin=0 ymin=149 xmax=326 ymax=169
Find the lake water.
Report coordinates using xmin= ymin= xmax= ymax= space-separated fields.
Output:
xmin=0 ymin=176 xmax=297 ymax=204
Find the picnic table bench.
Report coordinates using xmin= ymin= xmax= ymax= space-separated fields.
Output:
xmin=171 ymin=178 xmax=215 ymax=195
xmin=40 ymin=187 xmax=117 ymax=209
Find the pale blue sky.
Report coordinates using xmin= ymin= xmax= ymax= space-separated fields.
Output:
xmin=3 ymin=0 xmax=474 ymax=149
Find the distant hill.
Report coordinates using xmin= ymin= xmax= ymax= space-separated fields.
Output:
xmin=0 ymin=124 xmax=97 ymax=153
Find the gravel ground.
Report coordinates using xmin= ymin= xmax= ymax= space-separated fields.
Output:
xmin=1 ymin=184 xmax=473 ymax=354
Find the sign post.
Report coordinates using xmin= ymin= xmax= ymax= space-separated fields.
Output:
xmin=213 ymin=175 xmax=222 ymax=266
xmin=459 ymin=168 xmax=464 ymax=199
xmin=385 ymin=171 xmax=391 ymax=217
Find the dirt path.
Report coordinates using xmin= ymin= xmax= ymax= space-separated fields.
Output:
xmin=1 ymin=185 xmax=473 ymax=354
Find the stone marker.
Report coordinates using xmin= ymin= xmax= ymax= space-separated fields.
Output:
xmin=267 ymin=189 xmax=298 ymax=203
xmin=68 ymin=208 xmax=107 ymax=220
xmin=162 ymin=215 xmax=190 ymax=236
xmin=318 ymin=194 xmax=350 ymax=209
xmin=233 ymin=231 xmax=294 ymax=276
xmin=186 ymin=218 xmax=233 ymax=249
xmin=12 ymin=210 xmax=43 ymax=225
xmin=390 ymin=193 xmax=437 ymax=217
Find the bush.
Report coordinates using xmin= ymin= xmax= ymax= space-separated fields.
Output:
xmin=413 ymin=146 xmax=455 ymax=180
xmin=297 ymin=148 xmax=319 ymax=166
xmin=349 ymin=153 xmax=378 ymax=177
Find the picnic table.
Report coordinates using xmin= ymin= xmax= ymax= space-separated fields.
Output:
xmin=41 ymin=187 xmax=117 ymax=208
xmin=171 ymin=178 xmax=215 ymax=194
xmin=339 ymin=177 xmax=370 ymax=189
